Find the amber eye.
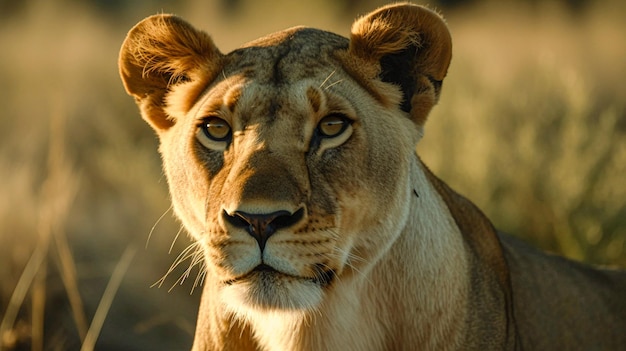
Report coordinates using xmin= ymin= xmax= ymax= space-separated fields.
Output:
xmin=199 ymin=117 xmax=231 ymax=142
xmin=317 ymin=114 xmax=350 ymax=138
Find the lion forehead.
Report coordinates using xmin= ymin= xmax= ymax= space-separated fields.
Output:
xmin=222 ymin=27 xmax=349 ymax=84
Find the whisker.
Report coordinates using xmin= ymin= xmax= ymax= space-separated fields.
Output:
xmin=323 ymin=79 xmax=345 ymax=91
xmin=319 ymin=69 xmax=337 ymax=89
xmin=191 ymin=260 xmax=207 ymax=295
xmin=146 ymin=205 xmax=173 ymax=249
xmin=324 ymin=246 xmax=373 ymax=287
xmin=152 ymin=241 xmax=200 ymax=288
xmin=170 ymin=244 xmax=204 ymax=292
xmin=169 ymin=225 xmax=185 ymax=254
xmin=184 ymin=249 xmax=204 ymax=287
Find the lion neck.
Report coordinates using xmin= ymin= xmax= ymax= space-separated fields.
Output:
xmin=223 ymin=157 xmax=470 ymax=351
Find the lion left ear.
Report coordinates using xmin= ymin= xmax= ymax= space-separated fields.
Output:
xmin=347 ymin=3 xmax=452 ymax=128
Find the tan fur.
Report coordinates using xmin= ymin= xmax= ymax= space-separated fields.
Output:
xmin=119 ymin=3 xmax=626 ymax=350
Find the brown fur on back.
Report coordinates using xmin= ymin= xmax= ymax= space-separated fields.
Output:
xmin=502 ymin=234 xmax=626 ymax=350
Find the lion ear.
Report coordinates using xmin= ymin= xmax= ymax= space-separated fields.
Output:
xmin=119 ymin=14 xmax=223 ymax=131
xmin=348 ymin=4 xmax=452 ymax=128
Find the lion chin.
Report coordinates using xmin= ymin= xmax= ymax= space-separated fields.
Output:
xmin=220 ymin=264 xmax=332 ymax=313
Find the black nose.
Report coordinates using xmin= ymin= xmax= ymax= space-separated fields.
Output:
xmin=223 ymin=208 xmax=304 ymax=251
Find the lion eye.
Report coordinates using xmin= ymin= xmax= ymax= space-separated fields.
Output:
xmin=317 ymin=114 xmax=350 ymax=138
xmin=199 ymin=117 xmax=231 ymax=142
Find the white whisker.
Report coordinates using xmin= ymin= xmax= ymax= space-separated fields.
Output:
xmin=323 ymin=79 xmax=345 ymax=91
xmin=152 ymin=241 xmax=201 ymax=289
xmin=324 ymin=245 xmax=373 ymax=288
xmin=191 ymin=260 xmax=207 ymax=294
xmin=319 ymin=69 xmax=337 ymax=89
xmin=169 ymin=224 xmax=185 ymax=254
xmin=146 ymin=205 xmax=173 ymax=249
xmin=170 ymin=244 xmax=205 ymax=292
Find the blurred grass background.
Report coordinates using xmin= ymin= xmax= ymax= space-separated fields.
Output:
xmin=0 ymin=0 xmax=624 ymax=349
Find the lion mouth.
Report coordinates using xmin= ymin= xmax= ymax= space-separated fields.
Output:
xmin=224 ymin=264 xmax=335 ymax=287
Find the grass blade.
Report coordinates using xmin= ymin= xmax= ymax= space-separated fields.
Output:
xmin=80 ymin=246 xmax=137 ymax=351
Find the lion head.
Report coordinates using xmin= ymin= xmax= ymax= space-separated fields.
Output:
xmin=120 ymin=2 xmax=451 ymax=319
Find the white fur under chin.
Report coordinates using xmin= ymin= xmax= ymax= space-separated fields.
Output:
xmin=220 ymin=277 xmax=323 ymax=315
xmin=241 ymin=308 xmax=310 ymax=351
xmin=220 ymin=279 xmax=319 ymax=351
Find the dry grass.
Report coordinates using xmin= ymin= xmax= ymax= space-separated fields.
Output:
xmin=0 ymin=0 xmax=624 ymax=349
xmin=421 ymin=1 xmax=626 ymax=266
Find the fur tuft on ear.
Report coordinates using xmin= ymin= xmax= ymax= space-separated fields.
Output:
xmin=119 ymin=14 xmax=223 ymax=131
xmin=348 ymin=3 xmax=452 ymax=127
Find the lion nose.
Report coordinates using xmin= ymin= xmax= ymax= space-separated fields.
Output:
xmin=223 ymin=208 xmax=304 ymax=251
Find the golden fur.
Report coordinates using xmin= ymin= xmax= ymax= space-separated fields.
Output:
xmin=119 ymin=3 xmax=626 ymax=350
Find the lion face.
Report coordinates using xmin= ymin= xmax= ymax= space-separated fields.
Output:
xmin=160 ymin=28 xmax=418 ymax=313
xmin=120 ymin=5 xmax=451 ymax=315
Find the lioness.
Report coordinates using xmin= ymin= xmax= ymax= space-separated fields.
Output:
xmin=119 ymin=3 xmax=626 ymax=350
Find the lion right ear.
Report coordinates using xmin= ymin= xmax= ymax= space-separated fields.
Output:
xmin=119 ymin=15 xmax=223 ymax=131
